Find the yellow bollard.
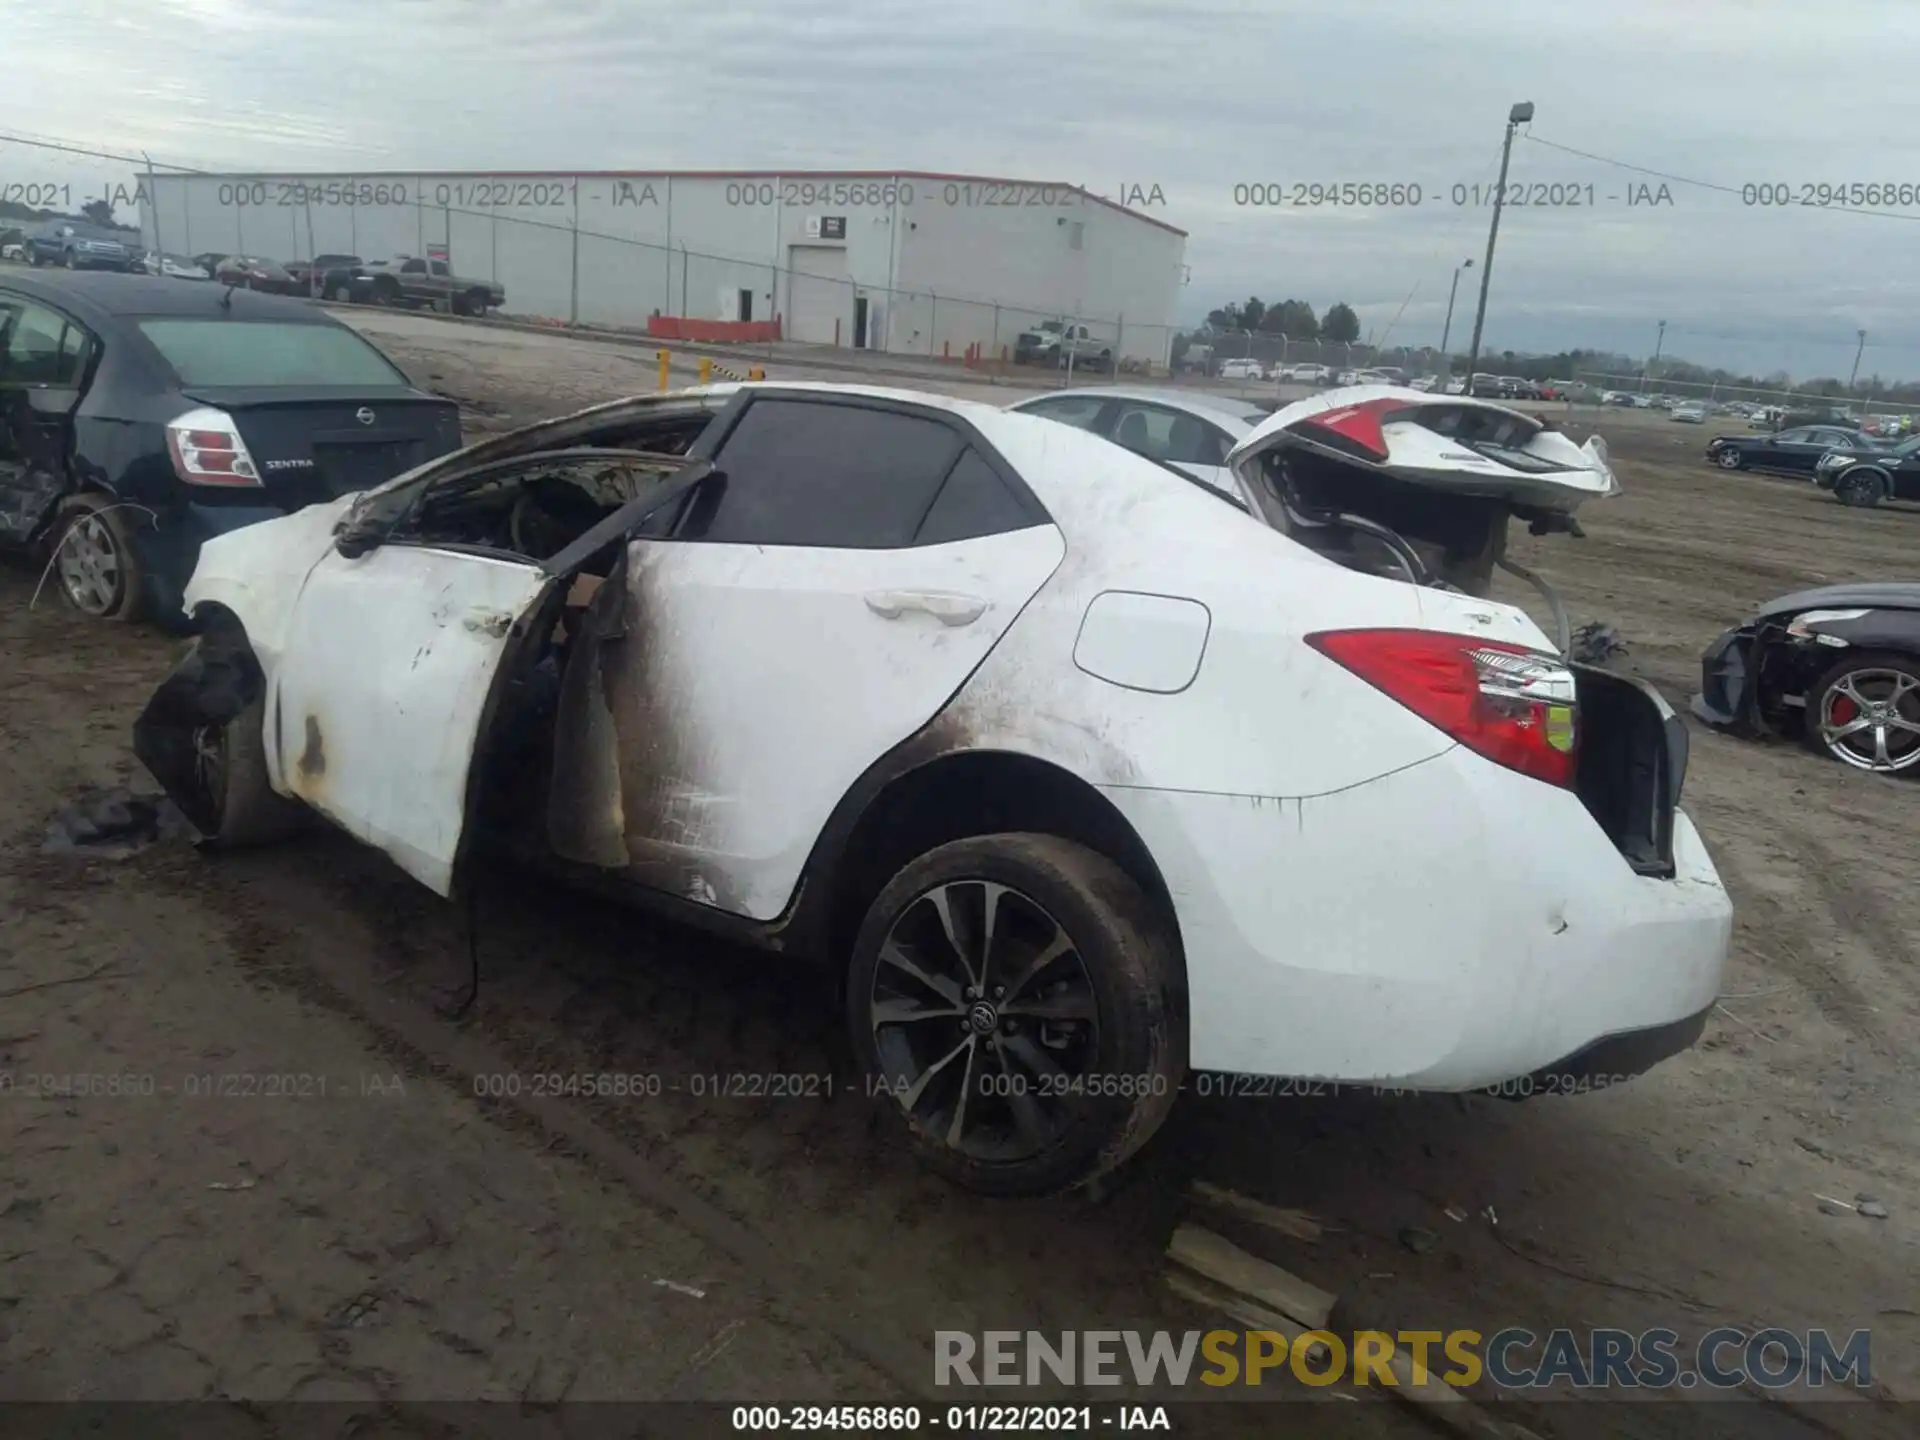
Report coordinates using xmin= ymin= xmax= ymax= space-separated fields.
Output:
xmin=748 ymin=366 xmax=764 ymax=381
xmin=657 ymin=349 xmax=670 ymax=392
xmin=698 ymin=357 xmax=713 ymax=385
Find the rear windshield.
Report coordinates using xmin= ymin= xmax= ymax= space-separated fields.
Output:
xmin=137 ymin=319 xmax=408 ymax=388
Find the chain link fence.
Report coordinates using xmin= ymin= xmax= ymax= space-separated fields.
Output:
xmin=1572 ymin=370 xmax=1920 ymax=426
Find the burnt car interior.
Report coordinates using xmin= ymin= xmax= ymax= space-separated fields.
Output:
xmin=378 ymin=412 xmax=712 ymax=567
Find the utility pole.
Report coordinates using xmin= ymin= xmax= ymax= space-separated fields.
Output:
xmin=1849 ymin=328 xmax=1867 ymax=394
xmin=1439 ymin=258 xmax=1473 ymax=373
xmin=1642 ymin=319 xmax=1666 ymax=394
xmin=1464 ymin=101 xmax=1533 ymax=393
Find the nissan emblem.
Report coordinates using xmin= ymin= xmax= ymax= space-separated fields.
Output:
xmin=355 ymin=407 xmax=376 ymax=425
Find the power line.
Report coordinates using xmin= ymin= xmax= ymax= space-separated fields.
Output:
xmin=0 ymin=128 xmax=204 ymax=173
xmin=1523 ymin=133 xmax=1920 ymax=223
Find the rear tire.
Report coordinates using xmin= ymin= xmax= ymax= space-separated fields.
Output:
xmin=847 ymin=833 xmax=1186 ymax=1197
xmin=1835 ymin=469 xmax=1886 ymax=507
xmin=50 ymin=495 xmax=146 ymax=623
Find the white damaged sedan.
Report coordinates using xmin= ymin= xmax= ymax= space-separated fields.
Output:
xmin=135 ymin=382 xmax=1732 ymax=1195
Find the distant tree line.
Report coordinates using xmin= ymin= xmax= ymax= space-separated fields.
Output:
xmin=1197 ymin=296 xmax=1361 ymax=344
xmin=1171 ymin=297 xmax=1920 ymax=402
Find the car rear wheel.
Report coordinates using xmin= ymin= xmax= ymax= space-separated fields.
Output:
xmin=52 ymin=496 xmax=145 ymax=623
xmin=1714 ymin=446 xmax=1745 ymax=470
xmin=1835 ymin=469 xmax=1886 ymax=507
xmin=1805 ymin=654 xmax=1920 ymax=774
xmin=847 ymin=833 xmax=1186 ymax=1196
xmin=326 ymin=282 xmax=353 ymax=302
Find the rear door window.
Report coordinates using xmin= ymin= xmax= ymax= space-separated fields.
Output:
xmin=913 ymin=449 xmax=1040 ymax=546
xmin=0 ymin=300 xmax=90 ymax=388
xmin=678 ymin=398 xmax=964 ymax=548
xmin=137 ymin=320 xmax=410 ymax=388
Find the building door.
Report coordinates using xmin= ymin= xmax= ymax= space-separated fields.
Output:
xmin=738 ymin=288 xmax=754 ymax=323
xmin=786 ymin=245 xmax=849 ymax=345
xmin=853 ymin=295 xmax=869 ymax=349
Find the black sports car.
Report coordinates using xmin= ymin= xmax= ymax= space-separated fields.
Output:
xmin=1704 ymin=424 xmax=1878 ymax=475
xmin=1813 ymin=433 xmax=1920 ymax=506
xmin=1693 ymin=583 xmax=1920 ymax=775
xmin=0 ymin=269 xmax=460 ymax=626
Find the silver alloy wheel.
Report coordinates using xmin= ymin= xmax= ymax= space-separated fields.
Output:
xmin=1817 ymin=668 xmax=1920 ymax=772
xmin=868 ymin=879 xmax=1100 ymax=1162
xmin=57 ymin=513 xmax=122 ymax=616
xmin=1715 ymin=446 xmax=1743 ymax=469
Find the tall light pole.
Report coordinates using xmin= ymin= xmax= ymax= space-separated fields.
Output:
xmin=1439 ymin=257 xmax=1474 ymax=374
xmin=1641 ymin=319 xmax=1666 ymax=394
xmin=1464 ymin=100 xmax=1533 ymax=393
xmin=1849 ymin=328 xmax=1867 ymax=396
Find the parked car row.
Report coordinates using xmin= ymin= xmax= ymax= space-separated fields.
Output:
xmin=117 ymin=371 xmax=1734 ymax=1197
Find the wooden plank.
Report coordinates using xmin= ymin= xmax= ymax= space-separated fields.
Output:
xmin=1166 ymin=1223 xmax=1336 ymax=1330
xmin=1188 ymin=1180 xmax=1324 ymax=1241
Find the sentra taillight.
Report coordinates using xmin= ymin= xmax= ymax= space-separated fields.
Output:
xmin=165 ymin=407 xmax=262 ymax=487
xmin=1307 ymin=627 xmax=1579 ymax=788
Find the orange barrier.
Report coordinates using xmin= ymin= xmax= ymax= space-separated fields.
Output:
xmin=647 ymin=316 xmax=782 ymax=343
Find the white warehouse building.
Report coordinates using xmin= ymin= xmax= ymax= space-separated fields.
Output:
xmin=136 ymin=170 xmax=1187 ymax=367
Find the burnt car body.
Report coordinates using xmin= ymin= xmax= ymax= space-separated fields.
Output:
xmin=1693 ymin=584 xmax=1920 ymax=774
xmin=0 ymin=269 xmax=460 ymax=624
xmin=1813 ymin=434 xmax=1920 ymax=506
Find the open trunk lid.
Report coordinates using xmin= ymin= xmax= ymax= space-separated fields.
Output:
xmin=1250 ymin=389 xmax=1680 ymax=873
xmin=181 ymin=385 xmax=462 ymax=509
xmin=1228 ymin=385 xmax=1617 ymax=514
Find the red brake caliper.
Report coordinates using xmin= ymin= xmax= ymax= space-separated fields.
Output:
xmin=1831 ymin=694 xmax=1858 ymax=725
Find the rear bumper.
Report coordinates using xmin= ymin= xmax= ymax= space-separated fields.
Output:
xmin=1104 ymin=745 xmax=1732 ymax=1086
xmin=1500 ymin=1006 xmax=1712 ymax=1098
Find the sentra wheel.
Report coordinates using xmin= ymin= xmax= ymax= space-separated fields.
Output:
xmin=1806 ymin=654 xmax=1920 ymax=774
xmin=848 ymin=833 xmax=1185 ymax=1196
xmin=53 ymin=497 xmax=145 ymax=623
xmin=1715 ymin=446 xmax=1744 ymax=470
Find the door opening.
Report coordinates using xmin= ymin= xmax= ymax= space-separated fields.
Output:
xmin=853 ymin=296 xmax=869 ymax=349
xmin=738 ymin=289 xmax=754 ymax=323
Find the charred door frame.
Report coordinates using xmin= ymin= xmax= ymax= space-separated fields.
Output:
xmin=452 ymin=388 xmax=1058 ymax=952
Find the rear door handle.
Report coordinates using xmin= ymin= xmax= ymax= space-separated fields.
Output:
xmin=863 ymin=590 xmax=990 ymax=626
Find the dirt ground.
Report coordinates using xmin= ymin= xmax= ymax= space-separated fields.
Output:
xmin=1 ymin=321 xmax=1914 ymax=1438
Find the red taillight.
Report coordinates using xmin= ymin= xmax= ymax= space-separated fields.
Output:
xmin=165 ymin=407 xmax=262 ymax=487
xmin=1307 ymin=627 xmax=1580 ymax=788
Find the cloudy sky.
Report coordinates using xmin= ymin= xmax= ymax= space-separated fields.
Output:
xmin=11 ymin=0 xmax=1920 ymax=379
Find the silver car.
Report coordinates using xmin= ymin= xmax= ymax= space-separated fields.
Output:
xmin=1007 ymin=386 xmax=1269 ymax=504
